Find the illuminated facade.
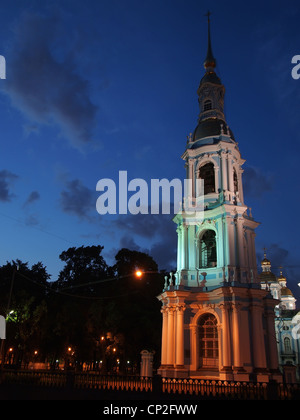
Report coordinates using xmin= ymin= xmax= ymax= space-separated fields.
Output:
xmin=259 ymin=256 xmax=300 ymax=382
xmin=157 ymin=17 xmax=282 ymax=382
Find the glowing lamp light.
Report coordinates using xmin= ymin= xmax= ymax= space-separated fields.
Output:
xmin=135 ymin=270 xmax=143 ymax=278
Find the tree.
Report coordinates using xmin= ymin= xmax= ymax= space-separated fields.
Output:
xmin=55 ymin=245 xmax=110 ymax=292
xmin=0 ymin=246 xmax=165 ymax=371
xmin=0 ymin=260 xmax=50 ymax=366
xmin=49 ymin=245 xmax=113 ymax=366
xmin=108 ymin=249 xmax=164 ymax=369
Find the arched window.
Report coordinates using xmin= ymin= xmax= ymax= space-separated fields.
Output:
xmin=284 ymin=337 xmax=292 ymax=354
xmin=199 ymin=162 xmax=215 ymax=194
xmin=233 ymin=168 xmax=238 ymax=193
xmin=199 ymin=230 xmax=217 ymax=268
xmin=198 ymin=313 xmax=219 ymax=368
xmin=203 ymin=99 xmax=212 ymax=111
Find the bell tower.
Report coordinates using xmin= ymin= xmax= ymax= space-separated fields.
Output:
xmin=157 ymin=13 xmax=282 ymax=383
xmin=174 ymin=11 xmax=257 ymax=290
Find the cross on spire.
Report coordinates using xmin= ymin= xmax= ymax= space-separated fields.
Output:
xmin=263 ymin=247 xmax=267 ymax=257
xmin=205 ymin=10 xmax=211 ymax=22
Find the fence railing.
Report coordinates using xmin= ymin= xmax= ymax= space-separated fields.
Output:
xmin=1 ymin=369 xmax=300 ymax=400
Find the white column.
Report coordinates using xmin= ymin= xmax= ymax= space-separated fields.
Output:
xmin=228 ymin=156 xmax=234 ymax=194
xmin=220 ymin=303 xmax=232 ymax=369
xmin=232 ymin=303 xmax=242 ymax=369
xmin=175 ymin=305 xmax=185 ymax=366
xmin=182 ymin=224 xmax=188 ymax=269
xmin=167 ymin=306 xmax=175 ymax=366
xmin=227 ymin=218 xmax=236 ymax=267
xmin=161 ymin=307 xmax=168 ymax=366
xmin=180 ymin=226 xmax=185 ymax=270
xmin=221 ymin=152 xmax=228 ymax=192
xmin=265 ymin=308 xmax=279 ymax=371
xmin=188 ymin=225 xmax=196 ymax=269
xmin=250 ymin=303 xmax=267 ymax=370
xmin=222 ymin=216 xmax=228 ymax=268
xmin=188 ymin=159 xmax=195 ymax=198
xmin=238 ymin=169 xmax=244 ymax=204
xmin=237 ymin=217 xmax=245 ymax=269
xmin=190 ymin=324 xmax=198 ymax=371
xmin=176 ymin=226 xmax=182 ymax=271
xmin=214 ymin=165 xmax=220 ymax=193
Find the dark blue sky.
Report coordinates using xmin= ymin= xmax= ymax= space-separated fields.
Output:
xmin=0 ymin=0 xmax=299 ymax=301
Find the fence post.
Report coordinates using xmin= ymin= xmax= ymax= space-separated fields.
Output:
xmin=152 ymin=374 xmax=162 ymax=395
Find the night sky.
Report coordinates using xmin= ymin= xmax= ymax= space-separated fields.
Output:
xmin=0 ymin=0 xmax=299 ymax=302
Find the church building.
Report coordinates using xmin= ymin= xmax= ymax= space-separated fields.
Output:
xmin=259 ymin=254 xmax=300 ymax=383
xmin=157 ymin=16 xmax=282 ymax=383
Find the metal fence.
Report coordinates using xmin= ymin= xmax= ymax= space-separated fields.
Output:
xmin=1 ymin=369 xmax=300 ymax=400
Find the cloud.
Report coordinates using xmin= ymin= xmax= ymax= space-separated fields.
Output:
xmin=243 ymin=166 xmax=273 ymax=199
xmin=119 ymin=235 xmax=145 ymax=251
xmin=114 ymin=211 xmax=175 ymax=239
xmin=23 ymin=190 xmax=40 ymax=207
xmin=149 ymin=239 xmax=177 ymax=272
xmin=1 ymin=11 xmax=98 ymax=149
xmin=111 ymin=211 xmax=177 ymax=270
xmin=24 ymin=214 xmax=39 ymax=227
xmin=60 ymin=178 xmax=95 ymax=220
xmin=0 ymin=170 xmax=18 ymax=202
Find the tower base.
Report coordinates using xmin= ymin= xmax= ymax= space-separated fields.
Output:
xmin=157 ymin=284 xmax=283 ymax=384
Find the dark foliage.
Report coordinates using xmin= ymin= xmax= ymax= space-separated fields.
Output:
xmin=0 ymin=246 xmax=164 ymax=371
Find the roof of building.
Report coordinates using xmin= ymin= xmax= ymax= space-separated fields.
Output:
xmin=199 ymin=71 xmax=222 ymax=86
xmin=192 ymin=118 xmax=235 ymax=142
xmin=259 ymin=271 xmax=278 ymax=284
xmin=261 ymin=257 xmax=271 ymax=266
xmin=281 ymin=287 xmax=294 ymax=297
xmin=277 ymin=272 xmax=287 ymax=282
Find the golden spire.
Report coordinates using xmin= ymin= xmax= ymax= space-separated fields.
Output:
xmin=204 ymin=11 xmax=216 ymax=70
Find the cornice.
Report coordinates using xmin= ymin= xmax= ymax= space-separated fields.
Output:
xmin=182 ymin=140 xmax=243 ymax=163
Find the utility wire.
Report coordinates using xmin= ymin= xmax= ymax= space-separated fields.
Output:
xmin=0 ymin=211 xmax=73 ymax=244
xmin=14 ymin=271 xmax=139 ymax=300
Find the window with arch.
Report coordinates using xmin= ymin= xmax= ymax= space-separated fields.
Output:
xmin=199 ymin=230 xmax=217 ymax=268
xmin=203 ymin=99 xmax=212 ymax=111
xmin=284 ymin=337 xmax=292 ymax=354
xmin=199 ymin=162 xmax=215 ymax=194
xmin=233 ymin=168 xmax=238 ymax=193
xmin=198 ymin=313 xmax=219 ymax=368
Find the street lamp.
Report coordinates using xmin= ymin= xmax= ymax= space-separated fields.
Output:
xmin=134 ymin=269 xmax=159 ymax=278
xmin=135 ymin=270 xmax=143 ymax=278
